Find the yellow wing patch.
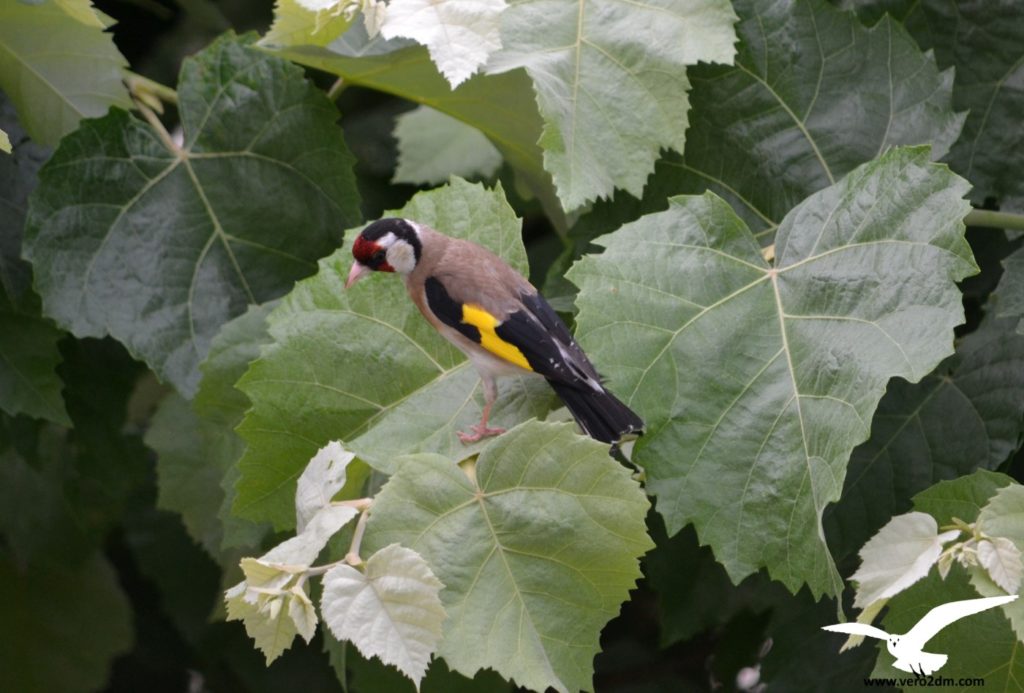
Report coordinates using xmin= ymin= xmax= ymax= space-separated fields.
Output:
xmin=461 ymin=304 xmax=533 ymax=372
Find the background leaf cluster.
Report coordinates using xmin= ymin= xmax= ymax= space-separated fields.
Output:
xmin=2 ymin=0 xmax=1024 ymax=691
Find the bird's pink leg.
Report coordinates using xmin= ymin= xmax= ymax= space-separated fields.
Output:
xmin=458 ymin=377 xmax=506 ymax=443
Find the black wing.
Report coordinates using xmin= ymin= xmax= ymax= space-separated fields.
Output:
xmin=424 ymin=277 xmax=601 ymax=389
xmin=424 ymin=276 xmax=644 ymax=442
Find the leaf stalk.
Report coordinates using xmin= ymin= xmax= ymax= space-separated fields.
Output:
xmin=966 ymin=209 xmax=1024 ymax=232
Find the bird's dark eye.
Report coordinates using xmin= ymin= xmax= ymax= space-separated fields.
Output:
xmin=372 ymin=250 xmax=386 ymax=266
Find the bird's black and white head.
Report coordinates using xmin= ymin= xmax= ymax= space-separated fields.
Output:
xmin=346 ymin=218 xmax=423 ymax=288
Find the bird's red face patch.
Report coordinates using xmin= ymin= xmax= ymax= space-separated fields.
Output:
xmin=352 ymin=234 xmax=394 ymax=272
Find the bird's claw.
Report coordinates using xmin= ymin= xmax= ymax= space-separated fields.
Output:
xmin=457 ymin=424 xmax=506 ymax=444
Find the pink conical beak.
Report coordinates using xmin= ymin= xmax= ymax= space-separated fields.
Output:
xmin=346 ymin=262 xmax=371 ymax=289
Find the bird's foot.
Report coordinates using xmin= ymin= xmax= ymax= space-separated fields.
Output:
xmin=457 ymin=424 xmax=506 ymax=444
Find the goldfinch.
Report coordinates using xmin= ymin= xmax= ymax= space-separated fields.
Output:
xmin=345 ymin=218 xmax=644 ymax=444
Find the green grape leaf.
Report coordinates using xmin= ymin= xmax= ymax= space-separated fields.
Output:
xmin=652 ymin=0 xmax=964 ymax=235
xmin=912 ymin=468 xmax=1014 ymax=527
xmin=328 ymin=633 xmax=515 ymax=693
xmin=850 ymin=512 xmax=959 ymax=609
xmin=0 ymin=95 xmax=69 ymax=425
xmin=264 ymin=0 xmax=354 ymax=47
xmin=364 ymin=421 xmax=653 ymax=693
xmin=485 ymin=0 xmax=736 ymax=211
xmin=149 ymin=393 xmax=229 ymax=555
xmin=0 ymin=93 xmax=45 ymax=310
xmin=393 ymin=106 xmax=502 ymax=185
xmin=381 ymin=0 xmax=506 ymax=87
xmin=23 ymin=33 xmax=360 ymax=396
xmin=995 ymin=246 xmax=1024 ymax=333
xmin=322 ymin=543 xmax=446 ymax=688
xmin=0 ymin=308 xmax=68 ymax=425
xmin=0 ymin=430 xmax=87 ymax=567
xmin=870 ymin=570 xmax=1020 ymax=684
xmin=882 ymin=0 xmax=1024 ymax=211
xmin=0 ymin=0 xmax=130 ymax=146
xmin=0 ymin=553 xmax=132 ymax=693
xmin=148 ymin=303 xmax=275 ymax=560
xmin=261 ymin=30 xmax=561 ymax=223
xmin=568 ymin=147 xmax=976 ymax=597
xmin=760 ymin=583 xmax=880 ymax=689
xmin=233 ymin=178 xmax=554 ymax=529
xmin=826 ymin=313 xmax=1024 ymax=563
xmin=644 ymin=522 xmax=779 ymax=648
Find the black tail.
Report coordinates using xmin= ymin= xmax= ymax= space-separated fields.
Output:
xmin=547 ymin=379 xmax=644 ymax=444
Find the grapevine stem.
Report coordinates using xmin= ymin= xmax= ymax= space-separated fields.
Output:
xmin=328 ymin=77 xmax=347 ymax=101
xmin=345 ymin=507 xmax=371 ymax=566
xmin=126 ymin=72 xmax=179 ymax=105
xmin=966 ymin=209 xmax=1024 ymax=231
xmin=301 ymin=500 xmax=374 ymax=577
xmin=133 ymin=96 xmax=181 ymax=156
xmin=334 ymin=498 xmax=373 ymax=511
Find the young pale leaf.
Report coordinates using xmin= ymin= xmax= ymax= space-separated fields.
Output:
xmin=851 ymin=512 xmax=959 ymax=608
xmin=485 ymin=0 xmax=737 ymax=211
xmin=653 ymin=0 xmax=964 ymax=234
xmin=296 ymin=441 xmax=355 ymax=532
xmin=0 ymin=128 xmax=8 ymax=154
xmin=837 ymin=597 xmax=889 ymax=653
xmin=826 ymin=312 xmax=1024 ymax=563
xmin=381 ymin=0 xmax=506 ymax=87
xmin=873 ymin=570 xmax=1020 ymax=684
xmin=393 ymin=106 xmax=502 ymax=185
xmin=0 ymin=0 xmax=130 ymax=145
xmin=364 ymin=421 xmax=653 ymax=693
xmin=322 ymin=543 xmax=446 ymax=688
xmin=234 ymin=178 xmax=551 ymax=529
xmin=568 ymin=146 xmax=976 ymax=597
xmin=224 ymin=488 xmax=358 ymax=665
xmin=977 ymin=485 xmax=1024 ymax=596
xmin=263 ymin=504 xmax=359 ymax=566
xmin=978 ymin=484 xmax=1024 ymax=533
xmin=226 ymin=578 xmax=308 ymax=664
xmin=977 ymin=538 xmax=1023 ymax=596
xmin=23 ymin=34 xmax=360 ymax=396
